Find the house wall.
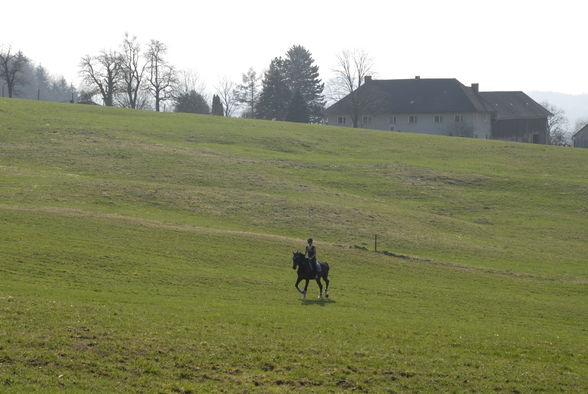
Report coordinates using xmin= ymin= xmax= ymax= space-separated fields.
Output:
xmin=491 ymin=118 xmax=548 ymax=144
xmin=327 ymin=112 xmax=492 ymax=139
xmin=573 ymin=128 xmax=588 ymax=148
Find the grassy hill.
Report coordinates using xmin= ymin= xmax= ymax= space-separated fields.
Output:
xmin=0 ymin=98 xmax=586 ymax=392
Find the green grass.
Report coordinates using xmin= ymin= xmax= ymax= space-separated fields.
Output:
xmin=0 ymin=98 xmax=587 ymax=392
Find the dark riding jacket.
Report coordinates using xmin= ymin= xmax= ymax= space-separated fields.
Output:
xmin=305 ymin=244 xmax=316 ymax=263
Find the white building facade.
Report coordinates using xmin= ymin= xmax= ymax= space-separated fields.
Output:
xmin=326 ymin=77 xmax=549 ymax=143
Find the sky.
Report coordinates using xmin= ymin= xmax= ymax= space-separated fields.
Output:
xmin=1 ymin=0 xmax=587 ymax=95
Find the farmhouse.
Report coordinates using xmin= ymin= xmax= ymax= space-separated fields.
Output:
xmin=326 ymin=77 xmax=551 ymax=144
xmin=573 ymin=124 xmax=588 ymax=148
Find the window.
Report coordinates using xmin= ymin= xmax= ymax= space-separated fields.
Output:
xmin=362 ymin=115 xmax=372 ymax=125
xmin=434 ymin=115 xmax=443 ymax=123
xmin=389 ymin=115 xmax=397 ymax=124
xmin=454 ymin=114 xmax=464 ymax=122
xmin=409 ymin=115 xmax=417 ymax=124
xmin=337 ymin=116 xmax=346 ymax=125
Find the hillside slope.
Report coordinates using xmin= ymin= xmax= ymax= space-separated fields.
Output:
xmin=1 ymin=98 xmax=586 ymax=277
xmin=0 ymin=99 xmax=587 ymax=392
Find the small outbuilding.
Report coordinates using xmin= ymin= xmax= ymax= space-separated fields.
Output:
xmin=573 ymin=124 xmax=588 ymax=148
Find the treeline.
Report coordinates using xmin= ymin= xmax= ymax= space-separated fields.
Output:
xmin=0 ymin=47 xmax=76 ymax=102
xmin=76 ymin=34 xmax=328 ymax=122
xmin=2 ymin=36 xmax=373 ymax=124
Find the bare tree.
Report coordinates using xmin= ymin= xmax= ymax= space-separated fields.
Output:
xmin=145 ymin=40 xmax=177 ymax=112
xmin=575 ymin=117 xmax=588 ymax=132
xmin=79 ymin=50 xmax=123 ymax=106
xmin=119 ymin=33 xmax=147 ymax=109
xmin=235 ymin=68 xmax=260 ymax=118
xmin=0 ymin=47 xmax=29 ymax=98
xmin=215 ymin=77 xmax=238 ymax=117
xmin=329 ymin=49 xmax=374 ymax=128
xmin=542 ymin=101 xmax=570 ymax=146
xmin=175 ymin=69 xmax=206 ymax=97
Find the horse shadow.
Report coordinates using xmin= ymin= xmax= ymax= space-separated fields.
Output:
xmin=300 ymin=298 xmax=336 ymax=307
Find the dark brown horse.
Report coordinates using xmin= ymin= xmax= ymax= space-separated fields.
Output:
xmin=292 ymin=251 xmax=330 ymax=299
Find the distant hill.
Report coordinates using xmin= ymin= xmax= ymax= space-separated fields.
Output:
xmin=529 ymin=91 xmax=588 ymax=130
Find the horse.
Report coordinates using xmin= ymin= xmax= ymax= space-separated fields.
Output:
xmin=292 ymin=251 xmax=330 ymax=299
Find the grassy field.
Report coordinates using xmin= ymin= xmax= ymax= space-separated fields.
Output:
xmin=1 ymin=98 xmax=587 ymax=392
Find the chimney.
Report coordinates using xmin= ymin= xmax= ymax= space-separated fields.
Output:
xmin=471 ymin=83 xmax=479 ymax=94
xmin=364 ymin=75 xmax=372 ymax=83
xmin=415 ymin=76 xmax=421 ymax=80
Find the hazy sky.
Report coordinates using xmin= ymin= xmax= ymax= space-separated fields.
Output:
xmin=2 ymin=0 xmax=587 ymax=95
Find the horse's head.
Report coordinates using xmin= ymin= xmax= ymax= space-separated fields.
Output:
xmin=292 ymin=251 xmax=305 ymax=270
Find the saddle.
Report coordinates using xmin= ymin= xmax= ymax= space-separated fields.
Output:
xmin=307 ymin=258 xmax=321 ymax=276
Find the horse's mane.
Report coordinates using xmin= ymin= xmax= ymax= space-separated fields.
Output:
xmin=293 ymin=251 xmax=306 ymax=263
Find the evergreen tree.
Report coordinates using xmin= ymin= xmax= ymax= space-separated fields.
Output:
xmin=284 ymin=45 xmax=325 ymax=123
xmin=211 ymin=94 xmax=224 ymax=116
xmin=256 ymin=57 xmax=291 ymax=120
xmin=174 ymin=90 xmax=210 ymax=114
xmin=285 ymin=90 xmax=309 ymax=123
xmin=33 ymin=65 xmax=50 ymax=99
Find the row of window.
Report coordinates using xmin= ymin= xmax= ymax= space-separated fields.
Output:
xmin=337 ymin=114 xmax=465 ymax=125
xmin=434 ymin=114 xmax=464 ymax=123
xmin=337 ymin=116 xmax=374 ymax=125
xmin=395 ymin=114 xmax=464 ymax=124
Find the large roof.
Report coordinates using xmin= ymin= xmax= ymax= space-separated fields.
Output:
xmin=327 ymin=78 xmax=550 ymax=120
xmin=479 ymin=91 xmax=552 ymax=120
xmin=327 ymin=78 xmax=487 ymax=114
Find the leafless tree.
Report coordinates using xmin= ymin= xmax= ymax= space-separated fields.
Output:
xmin=118 ymin=33 xmax=147 ymax=109
xmin=79 ymin=50 xmax=123 ymax=106
xmin=175 ymin=69 xmax=206 ymax=97
xmin=0 ymin=47 xmax=29 ymax=98
xmin=575 ymin=117 xmax=588 ymax=132
xmin=145 ymin=40 xmax=177 ymax=112
xmin=235 ymin=68 xmax=260 ymax=118
xmin=329 ymin=49 xmax=374 ymax=128
xmin=215 ymin=77 xmax=238 ymax=117
xmin=542 ymin=101 xmax=570 ymax=146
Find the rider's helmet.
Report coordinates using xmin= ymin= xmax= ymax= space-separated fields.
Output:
xmin=307 ymin=238 xmax=313 ymax=243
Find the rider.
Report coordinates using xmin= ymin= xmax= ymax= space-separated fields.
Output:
xmin=305 ymin=238 xmax=321 ymax=276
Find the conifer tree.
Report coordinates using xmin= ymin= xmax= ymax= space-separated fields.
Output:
xmin=211 ymin=94 xmax=224 ymax=116
xmin=284 ymin=45 xmax=325 ymax=123
xmin=256 ymin=57 xmax=291 ymax=120
xmin=285 ymin=90 xmax=309 ymax=123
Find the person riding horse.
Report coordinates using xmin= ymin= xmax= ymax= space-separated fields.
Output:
xmin=305 ymin=238 xmax=321 ymax=276
xmin=292 ymin=246 xmax=330 ymax=299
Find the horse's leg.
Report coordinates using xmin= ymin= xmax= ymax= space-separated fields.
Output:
xmin=303 ymin=279 xmax=309 ymax=299
xmin=323 ymin=275 xmax=330 ymax=298
xmin=295 ymin=277 xmax=304 ymax=294
xmin=316 ymin=278 xmax=323 ymax=298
